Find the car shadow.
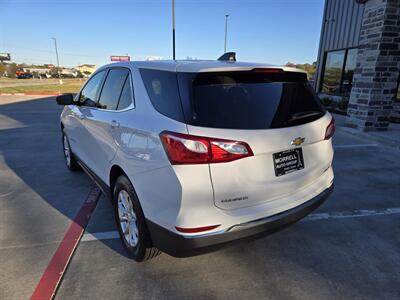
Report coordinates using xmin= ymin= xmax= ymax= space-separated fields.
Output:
xmin=0 ymin=96 xmax=134 ymax=257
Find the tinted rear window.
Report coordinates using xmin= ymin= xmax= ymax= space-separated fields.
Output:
xmin=178 ymin=71 xmax=325 ymax=129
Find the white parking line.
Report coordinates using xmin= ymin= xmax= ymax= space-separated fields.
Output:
xmin=81 ymin=207 xmax=400 ymax=242
xmin=334 ymin=144 xmax=378 ymax=149
xmin=303 ymin=207 xmax=400 ymax=221
xmin=81 ymin=231 xmax=119 ymax=242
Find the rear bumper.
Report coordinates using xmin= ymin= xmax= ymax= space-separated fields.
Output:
xmin=147 ymin=183 xmax=334 ymax=257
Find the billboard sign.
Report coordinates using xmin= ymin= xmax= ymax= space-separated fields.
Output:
xmin=0 ymin=53 xmax=11 ymax=61
xmin=110 ymin=55 xmax=130 ymax=62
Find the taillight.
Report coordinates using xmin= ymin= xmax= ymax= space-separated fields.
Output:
xmin=159 ymin=131 xmax=253 ymax=164
xmin=325 ymin=117 xmax=335 ymax=140
xmin=252 ymin=68 xmax=283 ymax=73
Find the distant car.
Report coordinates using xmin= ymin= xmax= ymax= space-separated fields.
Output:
xmin=60 ymin=72 xmax=78 ymax=79
xmin=17 ymin=73 xmax=33 ymax=79
xmin=40 ymin=73 xmax=51 ymax=79
xmin=56 ymin=58 xmax=335 ymax=262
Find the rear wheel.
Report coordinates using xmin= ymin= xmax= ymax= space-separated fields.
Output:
xmin=113 ymin=175 xmax=160 ymax=262
xmin=62 ymin=130 xmax=79 ymax=171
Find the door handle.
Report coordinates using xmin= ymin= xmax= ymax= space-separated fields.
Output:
xmin=110 ymin=120 xmax=120 ymax=128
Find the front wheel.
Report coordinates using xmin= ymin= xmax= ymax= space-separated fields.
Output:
xmin=113 ymin=175 xmax=160 ymax=262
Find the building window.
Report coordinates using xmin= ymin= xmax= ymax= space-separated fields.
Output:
xmin=320 ymin=48 xmax=357 ymax=95
xmin=341 ymin=48 xmax=357 ymax=94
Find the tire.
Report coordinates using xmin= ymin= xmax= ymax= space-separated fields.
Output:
xmin=62 ymin=130 xmax=80 ymax=171
xmin=113 ymin=175 xmax=161 ymax=262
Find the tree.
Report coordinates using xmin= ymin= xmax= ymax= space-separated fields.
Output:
xmin=0 ymin=63 xmax=6 ymax=75
xmin=284 ymin=62 xmax=316 ymax=80
xmin=6 ymin=63 xmax=19 ymax=78
xmin=285 ymin=62 xmax=296 ymax=67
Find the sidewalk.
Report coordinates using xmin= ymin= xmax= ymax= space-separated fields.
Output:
xmin=334 ymin=113 xmax=400 ymax=149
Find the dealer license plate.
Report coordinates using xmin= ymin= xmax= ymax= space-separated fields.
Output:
xmin=273 ymin=148 xmax=305 ymax=177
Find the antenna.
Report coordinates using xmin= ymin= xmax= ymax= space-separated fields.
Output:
xmin=172 ymin=0 xmax=176 ymax=60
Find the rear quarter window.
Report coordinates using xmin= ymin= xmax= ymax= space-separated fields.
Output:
xmin=140 ymin=69 xmax=185 ymax=122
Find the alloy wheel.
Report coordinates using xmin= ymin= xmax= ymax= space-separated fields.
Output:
xmin=63 ymin=135 xmax=71 ymax=167
xmin=117 ymin=190 xmax=139 ymax=247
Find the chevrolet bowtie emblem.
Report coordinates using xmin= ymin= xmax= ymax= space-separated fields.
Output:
xmin=291 ymin=137 xmax=305 ymax=146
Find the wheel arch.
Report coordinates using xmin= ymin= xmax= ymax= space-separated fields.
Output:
xmin=109 ymin=165 xmax=148 ymax=218
xmin=109 ymin=164 xmax=127 ymax=192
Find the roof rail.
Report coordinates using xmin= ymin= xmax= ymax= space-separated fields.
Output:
xmin=218 ymin=52 xmax=236 ymax=62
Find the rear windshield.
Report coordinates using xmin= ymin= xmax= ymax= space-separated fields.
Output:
xmin=178 ymin=71 xmax=325 ymax=129
xmin=140 ymin=68 xmax=325 ymax=129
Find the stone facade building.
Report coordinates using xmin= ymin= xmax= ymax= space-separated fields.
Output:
xmin=315 ymin=0 xmax=400 ymax=131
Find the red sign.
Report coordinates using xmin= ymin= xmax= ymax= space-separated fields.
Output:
xmin=110 ymin=56 xmax=130 ymax=62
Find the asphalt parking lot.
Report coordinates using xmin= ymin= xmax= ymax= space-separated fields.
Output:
xmin=1 ymin=95 xmax=399 ymax=299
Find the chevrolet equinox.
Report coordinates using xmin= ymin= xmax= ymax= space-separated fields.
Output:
xmin=56 ymin=58 xmax=335 ymax=262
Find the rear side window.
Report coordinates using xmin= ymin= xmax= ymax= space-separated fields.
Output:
xmin=79 ymin=70 xmax=106 ymax=107
xmin=140 ymin=69 xmax=184 ymax=122
xmin=178 ymin=71 xmax=325 ymax=129
xmin=98 ymin=69 xmax=129 ymax=110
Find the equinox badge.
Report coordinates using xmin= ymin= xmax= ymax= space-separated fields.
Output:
xmin=291 ymin=137 xmax=305 ymax=146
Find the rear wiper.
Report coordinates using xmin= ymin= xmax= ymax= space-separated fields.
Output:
xmin=288 ymin=111 xmax=321 ymax=122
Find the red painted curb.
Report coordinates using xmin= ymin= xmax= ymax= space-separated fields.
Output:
xmin=30 ymin=186 xmax=101 ymax=300
xmin=0 ymin=93 xmax=61 ymax=96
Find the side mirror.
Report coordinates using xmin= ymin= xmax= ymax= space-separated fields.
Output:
xmin=56 ymin=94 xmax=74 ymax=105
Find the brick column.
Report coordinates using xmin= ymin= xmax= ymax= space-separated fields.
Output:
xmin=392 ymin=76 xmax=400 ymax=121
xmin=346 ymin=0 xmax=400 ymax=131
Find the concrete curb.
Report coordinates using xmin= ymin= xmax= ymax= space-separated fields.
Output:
xmin=332 ymin=113 xmax=400 ymax=150
xmin=0 ymin=93 xmax=61 ymax=96
xmin=337 ymin=126 xmax=400 ymax=150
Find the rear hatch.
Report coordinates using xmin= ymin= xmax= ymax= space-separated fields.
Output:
xmin=177 ymin=68 xmax=333 ymax=210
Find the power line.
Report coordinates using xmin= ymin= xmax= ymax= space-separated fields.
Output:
xmin=3 ymin=43 xmax=108 ymax=59
xmin=10 ymin=56 xmax=54 ymax=63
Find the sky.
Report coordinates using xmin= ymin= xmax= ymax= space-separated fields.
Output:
xmin=0 ymin=0 xmax=325 ymax=67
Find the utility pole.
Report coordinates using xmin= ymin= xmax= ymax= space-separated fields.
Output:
xmin=172 ymin=0 xmax=176 ymax=60
xmin=51 ymin=37 xmax=61 ymax=84
xmin=224 ymin=14 xmax=229 ymax=53
xmin=51 ymin=38 xmax=60 ymax=69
